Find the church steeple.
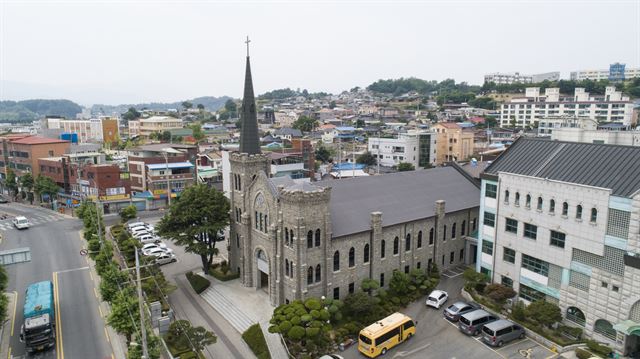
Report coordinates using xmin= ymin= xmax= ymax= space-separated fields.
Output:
xmin=238 ymin=36 xmax=261 ymax=155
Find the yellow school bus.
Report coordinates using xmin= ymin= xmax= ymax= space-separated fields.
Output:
xmin=358 ymin=312 xmax=416 ymax=357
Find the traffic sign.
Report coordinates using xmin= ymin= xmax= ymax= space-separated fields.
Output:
xmin=79 ymin=248 xmax=89 ymax=256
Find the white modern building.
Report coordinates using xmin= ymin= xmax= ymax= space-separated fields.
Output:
xmin=570 ymin=63 xmax=640 ymax=81
xmin=484 ymin=72 xmax=533 ymax=84
xmin=478 ymin=138 xmax=640 ymax=356
xmin=551 ymin=127 xmax=640 ymax=146
xmin=484 ymin=71 xmax=560 ymax=84
xmin=367 ymin=130 xmax=436 ymax=168
xmin=537 ymin=116 xmax=597 ymax=136
xmin=499 ymin=86 xmax=635 ymax=128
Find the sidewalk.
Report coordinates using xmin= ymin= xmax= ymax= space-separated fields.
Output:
xmin=198 ymin=273 xmax=289 ymax=359
xmin=0 ymin=291 xmax=17 ymax=359
xmin=170 ymin=275 xmax=255 ymax=359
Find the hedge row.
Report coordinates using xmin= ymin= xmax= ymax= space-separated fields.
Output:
xmin=242 ymin=324 xmax=271 ymax=359
xmin=186 ymin=272 xmax=210 ymax=294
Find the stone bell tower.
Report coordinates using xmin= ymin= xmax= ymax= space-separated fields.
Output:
xmin=229 ymin=37 xmax=271 ymax=282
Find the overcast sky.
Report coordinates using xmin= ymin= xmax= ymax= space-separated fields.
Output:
xmin=1 ymin=0 xmax=639 ymax=106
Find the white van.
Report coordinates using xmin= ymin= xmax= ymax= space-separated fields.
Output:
xmin=13 ymin=216 xmax=30 ymax=229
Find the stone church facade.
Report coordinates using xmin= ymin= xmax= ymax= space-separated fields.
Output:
xmin=228 ymin=51 xmax=480 ymax=306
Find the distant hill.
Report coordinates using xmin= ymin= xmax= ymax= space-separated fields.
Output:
xmin=90 ymin=96 xmax=232 ymax=116
xmin=0 ymin=99 xmax=82 ymax=122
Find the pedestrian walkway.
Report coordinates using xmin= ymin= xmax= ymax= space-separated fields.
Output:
xmin=198 ymin=274 xmax=290 ymax=359
xmin=0 ymin=212 xmax=65 ymax=231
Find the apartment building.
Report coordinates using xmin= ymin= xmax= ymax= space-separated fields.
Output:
xmin=367 ymin=130 xmax=436 ymax=168
xmin=551 ymin=126 xmax=640 ymax=146
xmin=128 ymin=120 xmax=141 ymax=138
xmin=138 ymin=116 xmax=183 ymax=138
xmin=499 ymin=87 xmax=635 ymax=128
xmin=570 ymin=63 xmax=640 ymax=81
xmin=43 ymin=117 xmax=119 ymax=144
xmin=484 ymin=72 xmax=560 ymax=85
xmin=432 ymin=123 xmax=474 ymax=164
xmin=127 ymin=143 xmax=196 ymax=207
xmin=38 ymin=156 xmax=132 ymax=210
xmin=478 ymin=138 xmax=640 ymax=356
xmin=537 ymin=116 xmax=597 ymax=136
xmin=0 ymin=135 xmax=70 ymax=178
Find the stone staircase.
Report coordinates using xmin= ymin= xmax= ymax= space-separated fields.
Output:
xmin=201 ymin=286 xmax=255 ymax=333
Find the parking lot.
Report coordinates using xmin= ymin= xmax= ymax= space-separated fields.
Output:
xmin=340 ymin=274 xmax=558 ymax=359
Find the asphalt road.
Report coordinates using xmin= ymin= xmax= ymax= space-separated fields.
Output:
xmin=0 ymin=203 xmax=112 ymax=359
xmin=340 ymin=269 xmax=504 ymax=359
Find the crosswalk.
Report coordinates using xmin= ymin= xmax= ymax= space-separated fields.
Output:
xmin=0 ymin=212 xmax=66 ymax=231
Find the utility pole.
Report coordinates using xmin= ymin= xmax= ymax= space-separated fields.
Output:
xmin=134 ymin=249 xmax=149 ymax=359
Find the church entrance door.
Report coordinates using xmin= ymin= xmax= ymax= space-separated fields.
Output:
xmin=256 ymin=249 xmax=269 ymax=293
xmin=260 ymin=271 xmax=268 ymax=292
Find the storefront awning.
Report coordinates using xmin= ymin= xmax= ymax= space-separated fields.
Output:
xmin=613 ymin=320 xmax=640 ymax=336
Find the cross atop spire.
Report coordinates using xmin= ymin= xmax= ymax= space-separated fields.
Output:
xmin=245 ymin=36 xmax=251 ymax=57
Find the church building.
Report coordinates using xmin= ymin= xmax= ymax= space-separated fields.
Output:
xmin=228 ymin=47 xmax=481 ymax=306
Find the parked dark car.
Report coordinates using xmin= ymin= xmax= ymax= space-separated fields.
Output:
xmin=443 ymin=301 xmax=480 ymax=322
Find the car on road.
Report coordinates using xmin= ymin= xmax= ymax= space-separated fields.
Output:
xmin=0 ymin=195 xmax=8 ymax=203
xmin=444 ymin=301 xmax=480 ymax=322
xmin=13 ymin=216 xmax=30 ymax=229
xmin=143 ymin=247 xmax=173 ymax=257
xmin=132 ymin=230 xmax=153 ymax=238
xmin=137 ymin=234 xmax=161 ymax=244
xmin=481 ymin=319 xmax=525 ymax=347
xmin=154 ymin=252 xmax=177 ymax=265
xmin=458 ymin=309 xmax=498 ymax=336
xmin=426 ymin=289 xmax=448 ymax=309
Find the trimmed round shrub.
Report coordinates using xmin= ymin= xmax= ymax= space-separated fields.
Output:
xmin=287 ymin=325 xmax=306 ymax=340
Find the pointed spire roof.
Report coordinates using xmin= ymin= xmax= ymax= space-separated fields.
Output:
xmin=238 ymin=37 xmax=261 ymax=155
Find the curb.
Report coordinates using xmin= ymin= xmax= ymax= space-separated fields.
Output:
xmin=0 ymin=291 xmax=17 ymax=359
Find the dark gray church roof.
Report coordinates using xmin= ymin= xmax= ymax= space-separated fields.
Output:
xmin=239 ymin=55 xmax=261 ymax=155
xmin=484 ymin=137 xmax=640 ymax=198
xmin=316 ymin=167 xmax=480 ymax=238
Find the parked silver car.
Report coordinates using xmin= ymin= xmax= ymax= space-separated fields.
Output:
xmin=481 ymin=319 xmax=525 ymax=347
xmin=458 ymin=309 xmax=498 ymax=336
xmin=443 ymin=301 xmax=480 ymax=322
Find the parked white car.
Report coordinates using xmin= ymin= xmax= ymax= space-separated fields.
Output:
xmin=141 ymin=242 xmax=168 ymax=253
xmin=127 ymin=222 xmax=146 ymax=230
xmin=137 ymin=234 xmax=161 ymax=244
xmin=12 ymin=216 xmax=30 ymax=229
xmin=143 ymin=247 xmax=173 ymax=256
xmin=154 ymin=253 xmax=177 ymax=265
xmin=426 ymin=290 xmax=449 ymax=309
xmin=132 ymin=230 xmax=153 ymax=238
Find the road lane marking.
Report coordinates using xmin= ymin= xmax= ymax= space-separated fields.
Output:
xmin=89 ymin=270 xmax=94 ymax=281
xmin=111 ymin=353 xmax=115 ymax=359
xmin=496 ymin=338 xmax=529 ymax=352
xmin=94 ymin=287 xmax=99 ymax=299
xmin=104 ymin=328 xmax=110 ymax=342
xmin=10 ymin=291 xmax=17 ymax=336
xmin=98 ymin=305 xmax=104 ymax=318
xmin=7 ymin=346 xmax=11 ymax=359
xmin=392 ymin=342 xmax=431 ymax=358
xmin=56 ymin=266 xmax=90 ymax=274
xmin=54 ymin=271 xmax=65 ymax=359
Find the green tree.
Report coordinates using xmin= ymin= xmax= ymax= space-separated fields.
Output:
xmin=34 ymin=174 xmax=60 ymax=202
xmin=157 ymin=184 xmax=230 ymax=274
xmin=389 ymin=270 xmax=412 ymax=295
xmin=108 ymin=289 xmax=138 ymax=343
xmin=462 ymin=268 xmax=488 ymax=292
xmin=329 ymin=101 xmax=337 ymax=109
xmin=315 ymin=146 xmax=331 ymax=163
xmin=119 ymin=205 xmax=137 ymax=223
xmin=161 ymin=131 xmax=171 ymax=142
xmin=525 ymin=300 xmax=562 ymax=328
xmin=356 ymin=152 xmax=377 ymax=166
xmin=168 ymin=320 xmax=217 ymax=352
xmin=197 ymin=103 xmax=205 ymax=111
xmin=182 ymin=101 xmax=193 ymax=110
xmin=397 ymin=162 xmax=415 ymax=171
xmin=292 ymin=116 xmax=318 ymax=132
xmin=224 ymin=99 xmax=237 ymax=113
xmin=122 ymin=107 xmax=141 ymax=121
xmin=19 ymin=172 xmax=35 ymax=204
xmin=360 ymin=278 xmax=380 ymax=295
xmin=484 ymin=283 xmax=516 ymax=303
xmin=0 ymin=265 xmax=8 ymax=322
xmin=190 ymin=124 xmax=205 ymax=141
xmin=100 ymin=265 xmax=129 ymax=303
xmin=5 ymin=169 xmax=18 ymax=199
